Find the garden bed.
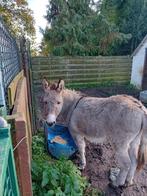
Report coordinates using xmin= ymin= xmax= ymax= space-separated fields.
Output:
xmin=32 ymin=133 xmax=102 ymax=196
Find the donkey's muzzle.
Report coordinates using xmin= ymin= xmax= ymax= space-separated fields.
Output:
xmin=46 ymin=121 xmax=55 ymax=127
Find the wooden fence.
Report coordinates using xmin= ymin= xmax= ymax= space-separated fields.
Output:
xmin=12 ymin=76 xmax=32 ymax=196
xmin=31 ymin=56 xmax=132 ymax=88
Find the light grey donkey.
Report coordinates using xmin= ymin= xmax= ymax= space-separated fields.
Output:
xmin=41 ymin=79 xmax=147 ymax=188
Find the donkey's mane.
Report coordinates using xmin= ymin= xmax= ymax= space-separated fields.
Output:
xmin=62 ymin=88 xmax=83 ymax=97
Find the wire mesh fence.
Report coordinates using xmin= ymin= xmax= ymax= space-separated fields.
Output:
xmin=0 ymin=17 xmax=22 ymax=195
xmin=0 ymin=18 xmax=21 ymax=89
xmin=0 ymin=17 xmax=21 ymax=110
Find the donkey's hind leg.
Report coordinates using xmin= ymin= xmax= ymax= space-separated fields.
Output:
xmin=114 ymin=147 xmax=131 ymax=187
xmin=126 ymin=133 xmax=142 ymax=186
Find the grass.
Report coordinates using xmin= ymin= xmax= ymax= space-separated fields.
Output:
xmin=66 ymin=81 xmax=138 ymax=91
xmin=66 ymin=81 xmax=116 ymax=90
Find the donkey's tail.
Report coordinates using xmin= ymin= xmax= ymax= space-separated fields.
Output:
xmin=137 ymin=117 xmax=147 ymax=170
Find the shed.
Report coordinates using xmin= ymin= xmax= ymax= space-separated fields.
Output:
xmin=131 ymin=35 xmax=147 ymax=89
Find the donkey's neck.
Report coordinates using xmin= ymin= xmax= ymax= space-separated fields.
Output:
xmin=59 ymin=89 xmax=81 ymax=124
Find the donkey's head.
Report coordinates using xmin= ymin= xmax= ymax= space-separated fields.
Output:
xmin=42 ymin=79 xmax=64 ymax=126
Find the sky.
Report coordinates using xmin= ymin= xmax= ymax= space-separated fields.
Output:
xmin=28 ymin=0 xmax=49 ymax=45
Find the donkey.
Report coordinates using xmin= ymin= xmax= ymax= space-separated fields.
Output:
xmin=41 ymin=79 xmax=147 ymax=188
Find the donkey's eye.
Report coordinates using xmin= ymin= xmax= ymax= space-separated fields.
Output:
xmin=57 ymin=101 xmax=61 ymax=104
xmin=44 ymin=101 xmax=48 ymax=105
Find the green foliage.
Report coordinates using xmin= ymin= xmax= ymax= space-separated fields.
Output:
xmin=101 ymin=0 xmax=147 ymax=54
xmin=41 ymin=0 xmax=147 ymax=56
xmin=0 ymin=0 xmax=35 ymax=38
xmin=125 ymin=83 xmax=139 ymax=91
xmin=0 ymin=0 xmax=38 ymax=57
xmin=32 ymin=160 xmax=87 ymax=196
xmin=66 ymin=80 xmax=116 ymax=90
xmin=41 ymin=0 xmax=129 ymax=56
xmin=32 ymin=133 xmax=88 ymax=196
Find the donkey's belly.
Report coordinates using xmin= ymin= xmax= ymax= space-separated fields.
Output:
xmin=85 ymin=135 xmax=106 ymax=144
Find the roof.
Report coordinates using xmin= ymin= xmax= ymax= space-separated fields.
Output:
xmin=132 ymin=34 xmax=147 ymax=57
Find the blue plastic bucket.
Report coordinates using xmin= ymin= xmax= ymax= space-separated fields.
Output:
xmin=44 ymin=123 xmax=77 ymax=159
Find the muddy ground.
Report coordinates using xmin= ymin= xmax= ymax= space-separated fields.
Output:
xmin=35 ymin=85 xmax=147 ymax=196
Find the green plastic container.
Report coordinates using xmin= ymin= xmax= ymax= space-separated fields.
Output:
xmin=0 ymin=125 xmax=20 ymax=196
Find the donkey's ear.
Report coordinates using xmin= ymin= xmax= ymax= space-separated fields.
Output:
xmin=42 ymin=79 xmax=50 ymax=91
xmin=56 ymin=80 xmax=65 ymax=92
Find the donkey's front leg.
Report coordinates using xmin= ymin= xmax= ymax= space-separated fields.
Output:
xmin=72 ymin=133 xmax=86 ymax=170
xmin=114 ymin=149 xmax=131 ymax=187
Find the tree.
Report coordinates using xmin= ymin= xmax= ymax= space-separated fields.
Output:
xmin=119 ymin=0 xmax=147 ymax=54
xmin=43 ymin=0 xmax=99 ymax=56
xmin=41 ymin=0 xmax=133 ymax=56
xmin=101 ymin=0 xmax=147 ymax=54
xmin=0 ymin=0 xmax=35 ymax=38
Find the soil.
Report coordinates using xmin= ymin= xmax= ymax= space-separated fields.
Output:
xmin=36 ymin=85 xmax=147 ymax=196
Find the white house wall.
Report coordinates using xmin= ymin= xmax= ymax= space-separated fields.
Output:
xmin=131 ymin=41 xmax=147 ymax=89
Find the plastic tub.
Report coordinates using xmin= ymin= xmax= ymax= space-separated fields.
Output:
xmin=44 ymin=123 xmax=77 ymax=159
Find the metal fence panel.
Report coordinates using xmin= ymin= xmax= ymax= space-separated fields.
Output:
xmin=0 ymin=17 xmax=21 ymax=195
xmin=0 ymin=17 xmax=21 ymax=97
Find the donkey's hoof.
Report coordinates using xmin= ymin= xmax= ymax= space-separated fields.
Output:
xmin=109 ymin=182 xmax=118 ymax=189
xmin=124 ymin=180 xmax=135 ymax=187
xmin=108 ymin=183 xmax=125 ymax=194
xmin=109 ymin=181 xmax=126 ymax=189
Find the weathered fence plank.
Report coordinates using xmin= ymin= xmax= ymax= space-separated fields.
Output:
xmin=32 ymin=72 xmax=130 ymax=81
xmin=31 ymin=56 xmax=132 ymax=87
xmin=12 ymin=77 xmax=32 ymax=196
xmin=8 ymin=71 xmax=24 ymax=109
xmin=32 ymin=64 xmax=131 ymax=71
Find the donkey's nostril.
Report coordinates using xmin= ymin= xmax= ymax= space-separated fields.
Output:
xmin=46 ymin=122 xmax=55 ymax=127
